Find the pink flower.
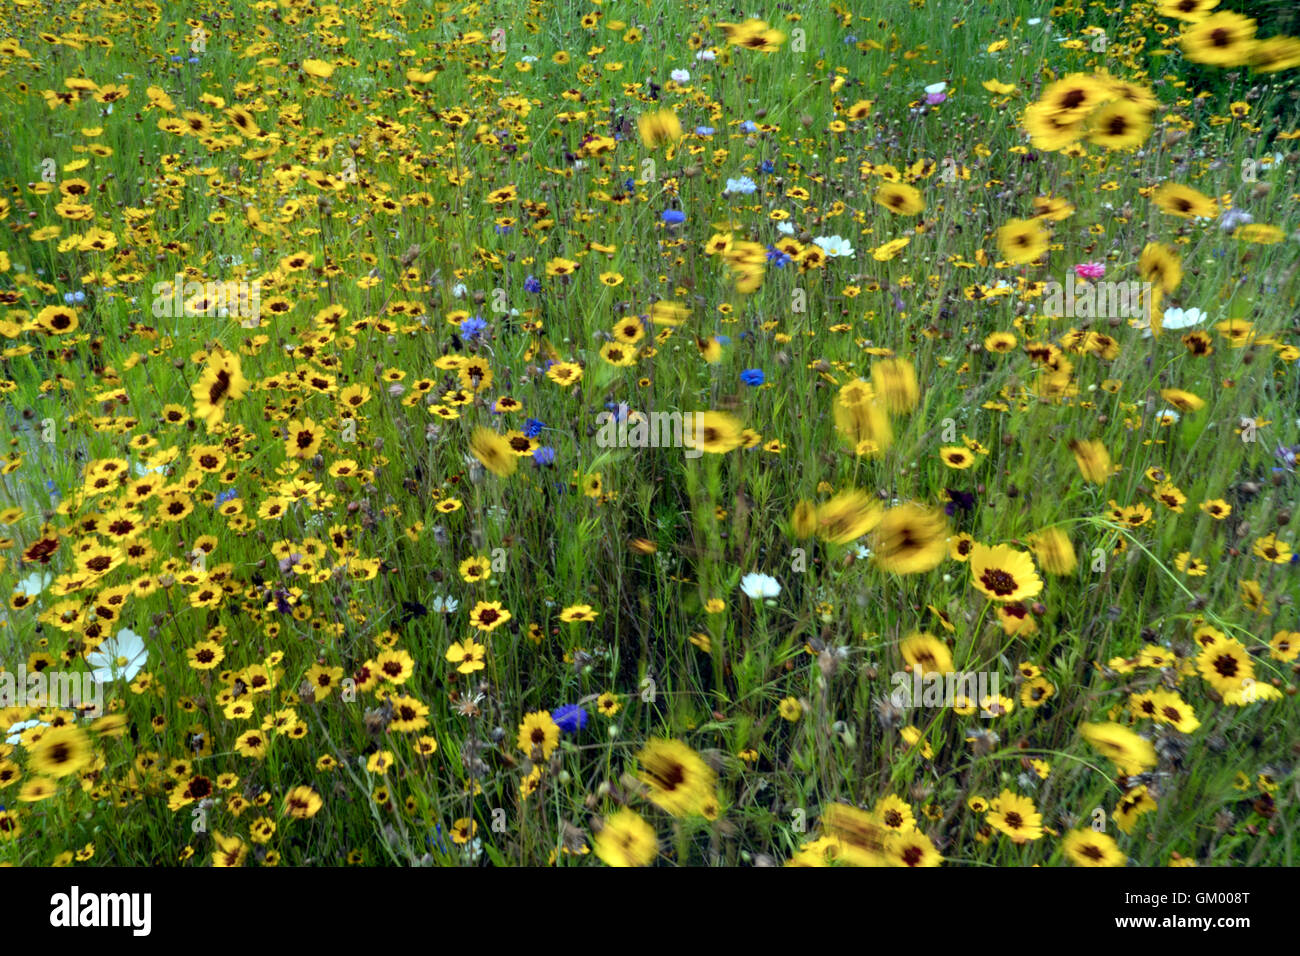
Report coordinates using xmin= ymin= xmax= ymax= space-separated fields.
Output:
xmin=1074 ymin=261 xmax=1105 ymax=280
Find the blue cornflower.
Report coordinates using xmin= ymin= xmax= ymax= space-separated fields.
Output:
xmin=494 ymin=224 xmax=512 ymax=235
xmin=624 ymin=178 xmax=636 ymax=191
xmin=714 ymin=334 xmax=731 ymax=346
xmin=740 ymin=120 xmax=758 ymax=133
xmin=740 ymin=368 xmax=765 ymax=387
xmin=661 ymin=209 xmax=686 ymax=224
xmin=523 ymin=418 xmax=545 ymax=439
xmin=695 ymin=125 xmax=715 ymax=136
xmin=759 ymin=159 xmax=776 ymax=174
xmin=460 ymin=315 xmax=487 ymax=338
xmin=428 ymin=824 xmax=448 ymax=852
xmin=604 ymin=401 xmax=630 ymax=421
xmin=524 ymin=274 xmax=542 ymax=293
xmin=533 ymin=446 xmax=556 ymax=466
xmin=551 ymin=704 xmax=588 ymax=733
xmin=215 ymin=487 xmax=239 ymax=506
xmin=766 ymin=245 xmax=790 ymax=267
xmin=724 ymin=176 xmax=757 ymax=195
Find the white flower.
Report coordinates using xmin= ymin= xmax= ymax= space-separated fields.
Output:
xmin=670 ymin=69 xmax=690 ymax=83
xmin=1217 ymin=208 xmax=1253 ymax=232
xmin=451 ymin=282 xmax=468 ymax=299
xmin=776 ymin=221 xmax=795 ymax=235
xmin=430 ymin=595 xmax=459 ymax=614
xmin=132 ymin=459 xmax=168 ymax=477
xmin=696 ymin=49 xmax=716 ymax=61
xmin=520 ymin=55 xmax=538 ymax=63
xmin=1161 ymin=307 xmax=1206 ymax=330
xmin=15 ymin=571 xmax=51 ymax=598
xmin=924 ymin=81 xmax=948 ymax=95
xmin=5 ymin=718 xmax=49 ymax=747
xmin=86 ymin=627 xmax=149 ymax=684
xmin=813 ymin=235 xmax=854 ymax=258
xmin=1154 ymin=408 xmax=1181 ymax=424
xmin=1027 ymin=17 xmax=1042 ymax=25
xmin=739 ymin=572 xmax=782 ymax=600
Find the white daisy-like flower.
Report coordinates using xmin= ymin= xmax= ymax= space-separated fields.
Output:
xmin=430 ymin=595 xmax=459 ymax=614
xmin=15 ymin=572 xmax=51 ymax=598
xmin=924 ymin=81 xmax=948 ymax=95
xmin=5 ymin=718 xmax=50 ymax=747
xmin=813 ymin=235 xmax=854 ymax=258
xmin=132 ymin=459 xmax=168 ymax=477
xmin=86 ymin=627 xmax=149 ymax=684
xmin=670 ymin=69 xmax=690 ymax=83
xmin=739 ymin=572 xmax=782 ymax=600
xmin=1160 ymin=307 xmax=1206 ymax=330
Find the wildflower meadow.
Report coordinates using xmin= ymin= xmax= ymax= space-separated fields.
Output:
xmin=0 ymin=0 xmax=1298 ymax=878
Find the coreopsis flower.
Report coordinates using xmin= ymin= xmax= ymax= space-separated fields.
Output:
xmin=28 ymin=726 xmax=92 ymax=778
xmin=283 ymin=786 xmax=323 ymax=819
xmin=1080 ymin=722 xmax=1158 ymax=775
xmin=871 ymin=503 xmax=949 ymax=574
xmin=470 ymin=427 xmax=518 ymax=477
xmin=594 ymin=809 xmax=658 ymax=867
xmin=996 ymin=217 xmax=1050 ymax=265
xmin=516 ymin=710 xmax=560 ymax=761
xmin=1179 ymin=12 xmax=1257 ymax=66
xmin=191 ymin=347 xmax=247 ymax=427
xmin=637 ymin=109 xmax=686 ymax=148
xmin=1069 ymin=438 xmax=1113 ymax=484
xmin=635 ymin=739 xmax=716 ymax=818
xmin=899 ymin=632 xmax=954 ymax=675
xmin=1153 ymin=182 xmax=1218 ymax=219
xmin=682 ymin=411 xmax=744 ymax=454
xmin=1062 ymin=829 xmax=1126 ymax=866
xmin=1031 ymin=527 xmax=1077 ymax=575
xmin=814 ymin=490 xmax=883 ymax=545
xmin=988 ymin=790 xmax=1043 ymax=843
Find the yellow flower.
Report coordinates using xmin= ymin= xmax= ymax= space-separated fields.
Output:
xmin=637 ymin=109 xmax=682 ymax=148
xmin=445 ymin=638 xmax=486 ymax=674
xmin=636 ymin=739 xmax=716 ymax=817
xmin=996 ymin=218 xmax=1050 ymax=265
xmin=1069 ymin=438 xmax=1113 ymax=484
xmin=1062 ymin=829 xmax=1126 ymax=866
xmin=301 ymin=58 xmax=336 ymax=78
xmin=988 ymin=790 xmax=1043 ymax=843
xmin=594 ymin=809 xmax=658 ymax=867
xmin=517 ymin=710 xmax=560 ymax=761
xmin=470 ymin=427 xmax=518 ymax=477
